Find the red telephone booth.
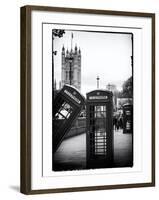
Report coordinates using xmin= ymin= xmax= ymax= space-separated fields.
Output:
xmin=86 ymin=90 xmax=114 ymax=169
xmin=53 ymin=85 xmax=85 ymax=154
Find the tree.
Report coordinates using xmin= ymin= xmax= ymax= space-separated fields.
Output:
xmin=120 ymin=76 xmax=133 ymax=98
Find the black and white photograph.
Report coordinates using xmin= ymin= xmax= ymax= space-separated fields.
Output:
xmin=20 ymin=6 xmax=155 ymax=194
xmin=52 ymin=29 xmax=133 ymax=171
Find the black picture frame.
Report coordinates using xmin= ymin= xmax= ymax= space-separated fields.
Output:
xmin=20 ymin=5 xmax=155 ymax=194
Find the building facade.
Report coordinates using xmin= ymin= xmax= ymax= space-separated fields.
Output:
xmin=61 ymin=45 xmax=81 ymax=91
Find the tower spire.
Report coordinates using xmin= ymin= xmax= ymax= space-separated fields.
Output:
xmin=71 ymin=33 xmax=73 ymax=50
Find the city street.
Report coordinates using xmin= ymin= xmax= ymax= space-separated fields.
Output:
xmin=53 ymin=130 xmax=133 ymax=171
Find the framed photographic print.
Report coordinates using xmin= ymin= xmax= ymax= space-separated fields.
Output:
xmin=20 ymin=5 xmax=155 ymax=194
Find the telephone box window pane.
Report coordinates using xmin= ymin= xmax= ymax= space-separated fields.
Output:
xmin=88 ymin=104 xmax=108 ymax=157
xmin=58 ymin=102 xmax=73 ymax=119
xmin=53 ymin=102 xmax=73 ymax=137
xmin=95 ymin=150 xmax=106 ymax=155
xmin=55 ymin=113 xmax=64 ymax=119
xmin=60 ymin=109 xmax=68 ymax=118
xmin=95 ymin=138 xmax=106 ymax=142
xmin=126 ymin=110 xmax=131 ymax=115
xmin=63 ymin=102 xmax=71 ymax=111
xmin=95 ymin=132 xmax=106 ymax=137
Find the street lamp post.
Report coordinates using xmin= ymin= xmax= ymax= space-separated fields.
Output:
xmin=96 ymin=76 xmax=100 ymax=89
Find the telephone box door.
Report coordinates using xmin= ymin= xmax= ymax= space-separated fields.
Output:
xmin=86 ymin=90 xmax=113 ymax=169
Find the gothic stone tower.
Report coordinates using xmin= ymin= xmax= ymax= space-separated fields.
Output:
xmin=61 ymin=45 xmax=81 ymax=91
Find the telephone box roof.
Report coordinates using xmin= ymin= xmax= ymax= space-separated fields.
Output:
xmin=87 ymin=89 xmax=113 ymax=97
xmin=61 ymin=84 xmax=85 ymax=103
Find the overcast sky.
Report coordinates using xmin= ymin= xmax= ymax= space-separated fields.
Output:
xmin=53 ymin=30 xmax=132 ymax=96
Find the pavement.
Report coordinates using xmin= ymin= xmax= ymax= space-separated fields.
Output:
xmin=114 ymin=129 xmax=133 ymax=167
xmin=53 ymin=129 xmax=133 ymax=171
